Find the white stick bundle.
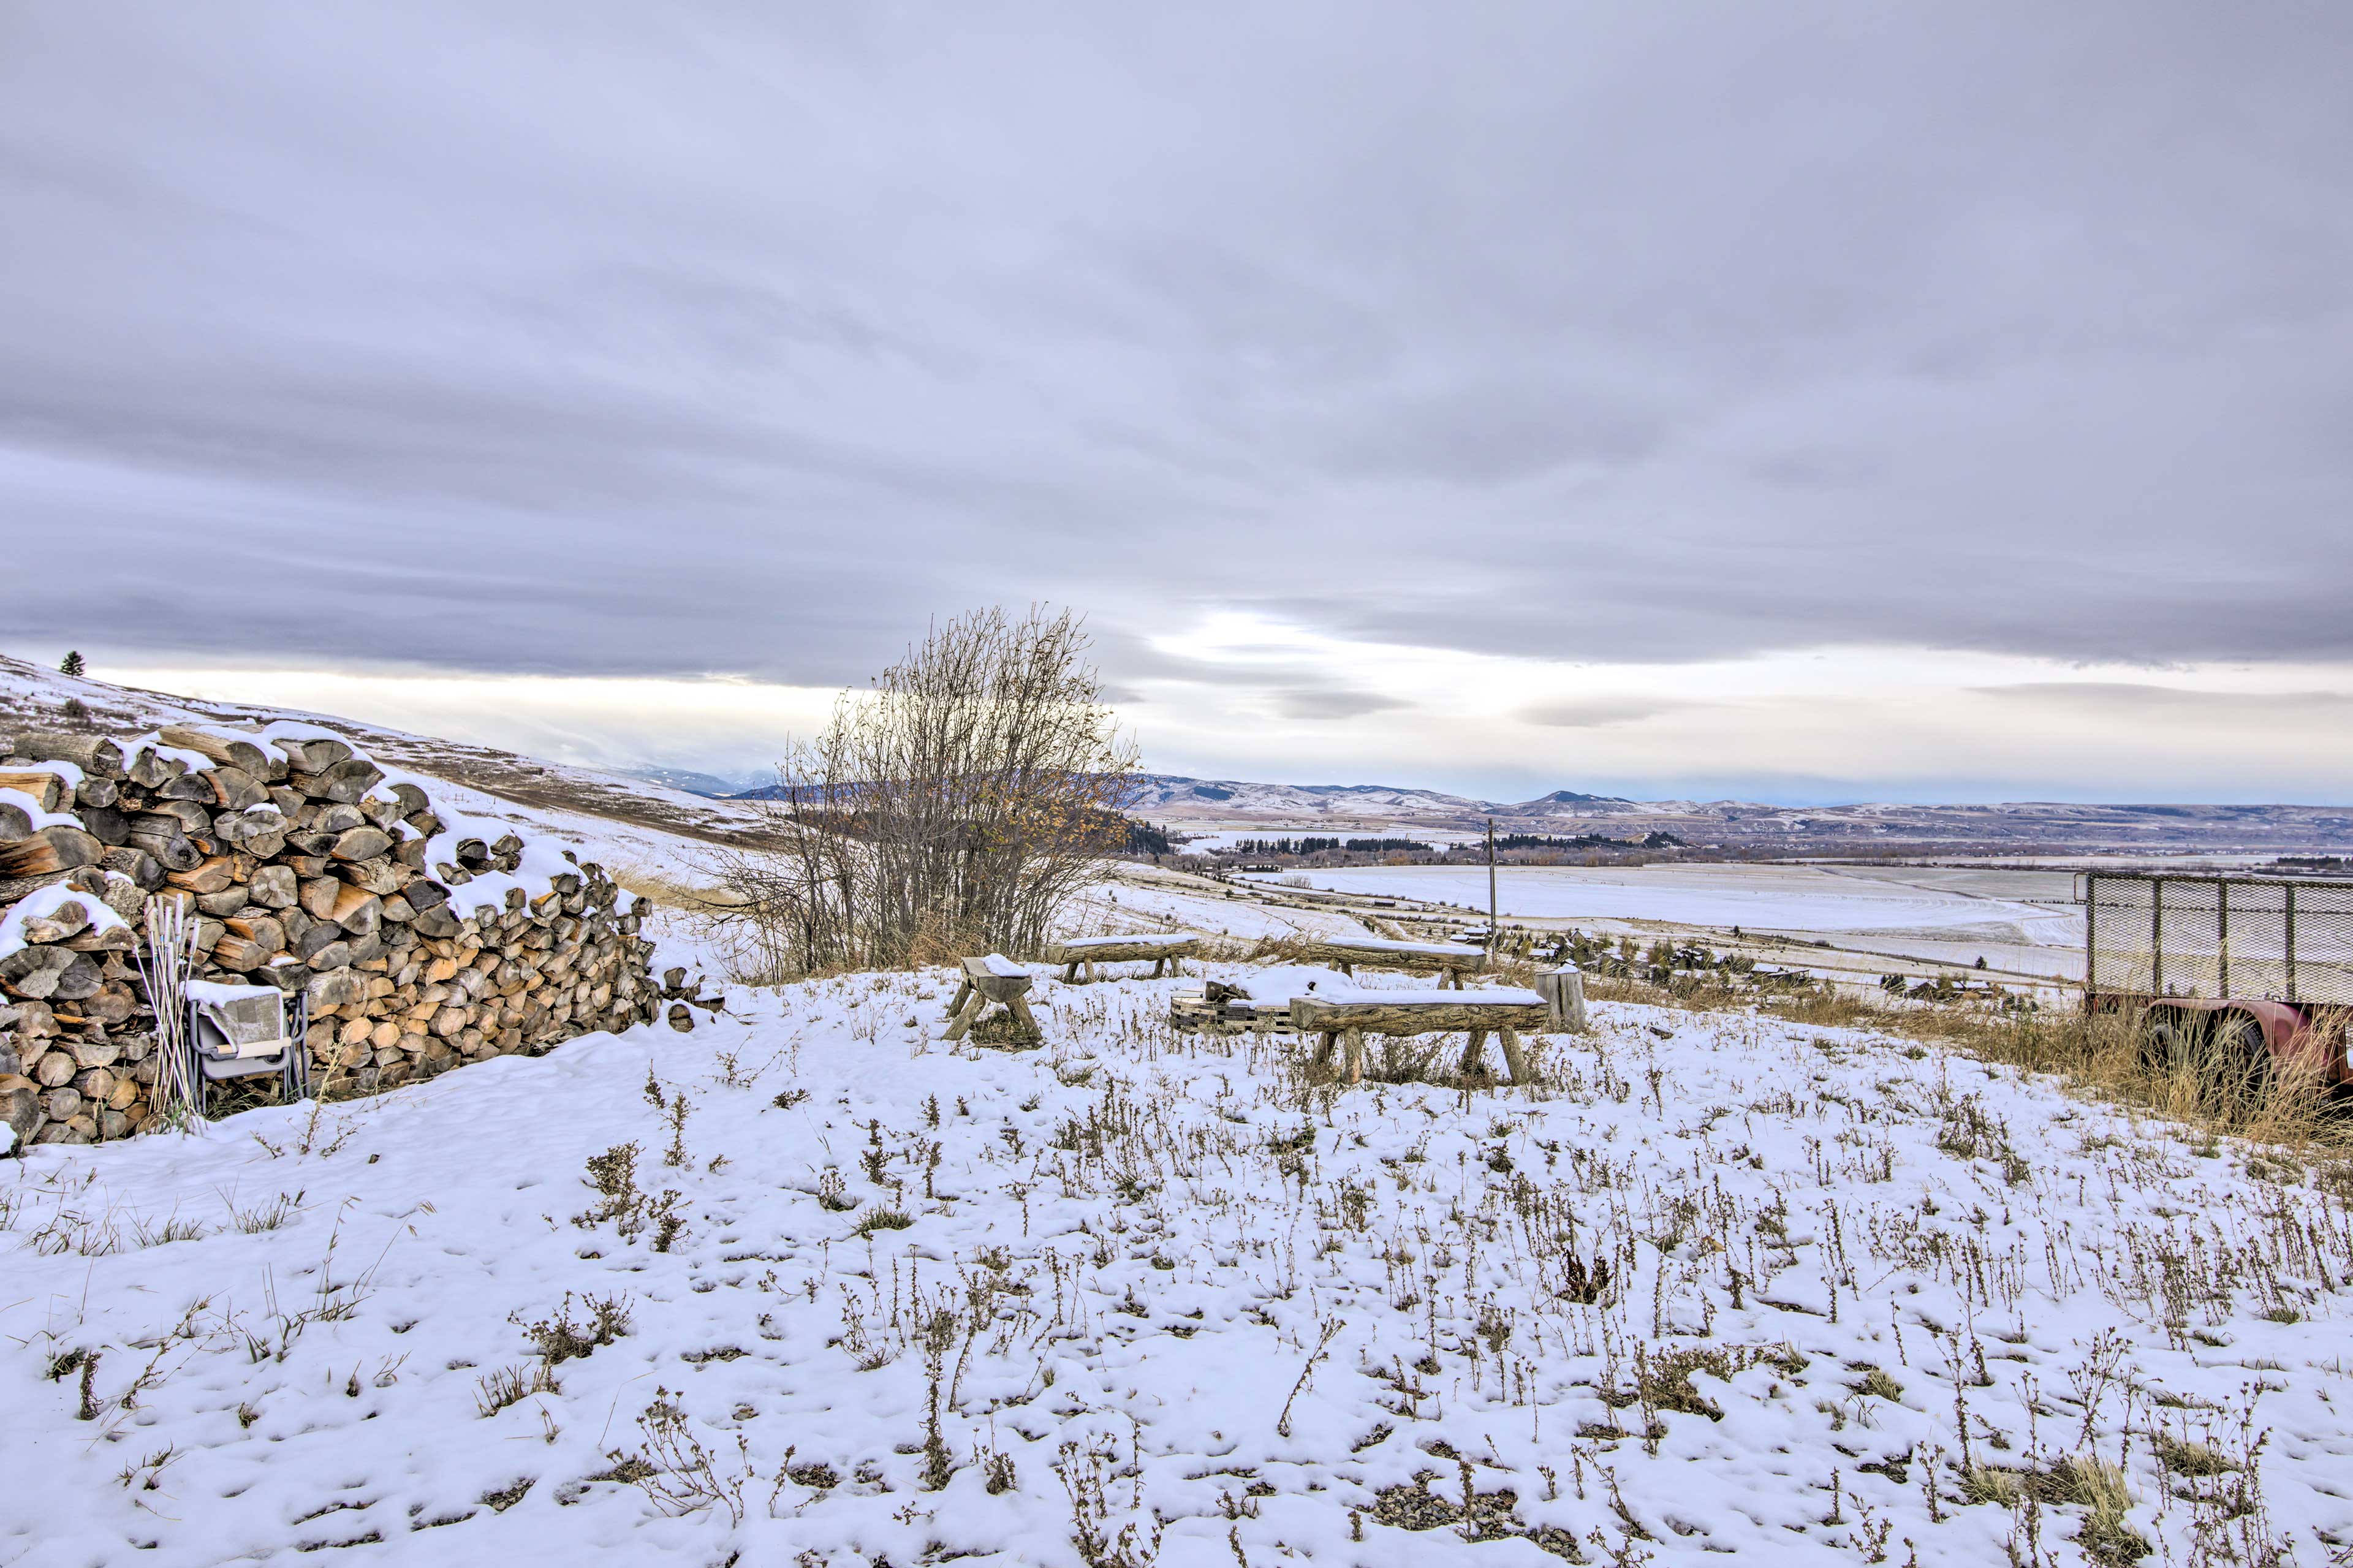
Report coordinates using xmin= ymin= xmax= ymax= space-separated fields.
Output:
xmin=133 ymin=894 xmax=203 ymax=1134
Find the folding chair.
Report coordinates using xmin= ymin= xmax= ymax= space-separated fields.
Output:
xmin=186 ymin=983 xmax=312 ymax=1117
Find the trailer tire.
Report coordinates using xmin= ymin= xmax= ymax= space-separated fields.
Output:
xmin=2216 ymin=1014 xmax=2271 ymax=1109
xmin=2137 ymin=1013 xmax=2193 ymax=1077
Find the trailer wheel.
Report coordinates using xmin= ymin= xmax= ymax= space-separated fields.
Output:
xmin=2215 ymin=1014 xmax=2271 ymax=1108
xmin=2137 ymin=1013 xmax=2193 ymax=1077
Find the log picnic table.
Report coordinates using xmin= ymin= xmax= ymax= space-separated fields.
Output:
xmin=1289 ymin=985 xmax=1552 ymax=1087
xmin=941 ymin=954 xmax=1044 ymax=1044
xmin=1045 ymin=932 xmax=1200 ymax=983
xmin=1289 ymin=936 xmax=1487 ymax=989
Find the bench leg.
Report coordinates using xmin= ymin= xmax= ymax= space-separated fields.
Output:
xmin=1063 ymin=961 xmax=1078 ymax=983
xmin=1150 ymin=956 xmax=1166 ymax=979
xmin=942 ymin=980 xmax=974 ymax=1038
xmin=1343 ymin=1028 xmax=1365 ymax=1086
xmin=1170 ymin=955 xmax=1184 ymax=977
xmin=1338 ymin=961 xmax=1354 ymax=977
xmin=1460 ymin=1028 xmax=1489 ymax=1077
xmin=1498 ymin=1029 xmax=1531 ymax=1087
xmin=1313 ymin=1030 xmax=1337 ymax=1068
xmin=1008 ymin=995 xmax=1043 ymax=1037
xmin=943 ymin=993 xmax=983 ymax=1042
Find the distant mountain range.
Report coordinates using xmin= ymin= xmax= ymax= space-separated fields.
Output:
xmin=1104 ymin=776 xmax=2353 ymax=855
xmin=719 ymin=769 xmax=2353 ymax=855
xmin=1124 ymin=775 xmax=1639 ymax=819
xmin=614 ymin=764 xmax=773 ymax=799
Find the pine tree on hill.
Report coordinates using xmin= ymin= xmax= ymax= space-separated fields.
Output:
xmin=58 ymin=651 xmax=85 ymax=676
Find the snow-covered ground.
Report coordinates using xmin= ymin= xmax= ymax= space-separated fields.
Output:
xmin=4 ymin=960 xmax=2346 ymax=1566
xmin=1064 ymin=870 xmax=1373 ymax=944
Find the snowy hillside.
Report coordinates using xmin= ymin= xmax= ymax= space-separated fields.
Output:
xmin=0 ymin=656 xmax=771 ymax=884
xmin=4 ymin=961 xmax=2348 ymax=1566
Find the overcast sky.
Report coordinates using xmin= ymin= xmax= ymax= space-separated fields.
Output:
xmin=6 ymin=4 xmax=2351 ymax=802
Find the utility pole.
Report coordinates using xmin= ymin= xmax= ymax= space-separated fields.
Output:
xmin=1486 ymin=817 xmax=1499 ymax=951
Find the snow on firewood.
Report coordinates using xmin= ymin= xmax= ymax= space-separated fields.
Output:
xmin=0 ymin=722 xmax=721 ymax=1148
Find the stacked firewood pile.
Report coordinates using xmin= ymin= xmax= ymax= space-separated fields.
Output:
xmin=0 ymin=723 xmax=721 ymax=1148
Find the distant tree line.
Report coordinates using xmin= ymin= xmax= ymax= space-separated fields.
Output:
xmin=1221 ymin=835 xmax=1438 ymax=857
xmin=1497 ymin=830 xmax=1686 ymax=851
xmin=1229 ymin=836 xmax=1343 ymax=856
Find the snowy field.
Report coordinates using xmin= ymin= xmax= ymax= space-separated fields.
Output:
xmin=1242 ymin=864 xmax=2080 ymax=944
xmin=1064 ymin=872 xmax=1371 ymax=944
xmin=1240 ymin=865 xmax=2094 ymax=983
xmin=4 ymin=961 xmax=2347 ymax=1566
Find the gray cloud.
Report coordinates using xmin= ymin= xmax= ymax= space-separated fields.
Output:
xmin=1974 ymin=684 xmax=2353 ymax=719
xmin=1270 ymin=689 xmax=1412 ymax=721
xmin=1 ymin=1 xmax=2349 ymax=693
xmin=1518 ymin=697 xmax=1697 ymax=729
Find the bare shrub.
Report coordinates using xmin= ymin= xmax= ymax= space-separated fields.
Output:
xmin=705 ymin=605 xmax=1137 ymax=978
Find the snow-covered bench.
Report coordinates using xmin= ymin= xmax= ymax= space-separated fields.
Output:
xmin=1289 ymin=985 xmax=1550 ymax=1087
xmin=1289 ymin=936 xmax=1487 ymax=989
xmin=1044 ymin=931 xmax=1201 ymax=983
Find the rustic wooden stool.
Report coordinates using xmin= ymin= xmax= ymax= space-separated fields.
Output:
xmin=942 ymin=955 xmax=1044 ymax=1044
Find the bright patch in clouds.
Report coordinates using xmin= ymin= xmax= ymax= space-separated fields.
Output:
xmin=110 ymin=625 xmax=2353 ymax=806
xmin=1130 ymin=615 xmax=2353 ymax=802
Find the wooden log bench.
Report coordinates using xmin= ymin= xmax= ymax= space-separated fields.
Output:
xmin=1289 ymin=937 xmax=1487 ymax=989
xmin=1046 ymin=932 xmax=1201 ymax=983
xmin=1288 ymin=987 xmax=1550 ymax=1086
xmin=941 ymin=954 xmax=1043 ymax=1045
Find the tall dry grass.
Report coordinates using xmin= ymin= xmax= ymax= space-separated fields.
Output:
xmin=1582 ymin=970 xmax=2347 ymax=1154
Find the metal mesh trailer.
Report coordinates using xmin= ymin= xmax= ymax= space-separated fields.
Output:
xmin=2077 ymin=872 xmax=2353 ymax=1006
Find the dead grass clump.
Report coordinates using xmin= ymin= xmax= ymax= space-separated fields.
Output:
xmin=475 ymin=1362 xmax=560 ymax=1417
xmin=1608 ymin=1343 xmax=1801 ymax=1420
xmin=2153 ymin=1434 xmax=2237 ymax=1479
xmin=1369 ymin=1470 xmax=1578 ymax=1557
xmin=1959 ymin=1463 xmax=2025 ymax=1507
xmin=515 ymin=1292 xmax=633 ymax=1364
xmin=1960 ymin=1457 xmax=2146 ymax=1563
xmin=2036 ymin=1458 xmax=2147 ymax=1564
